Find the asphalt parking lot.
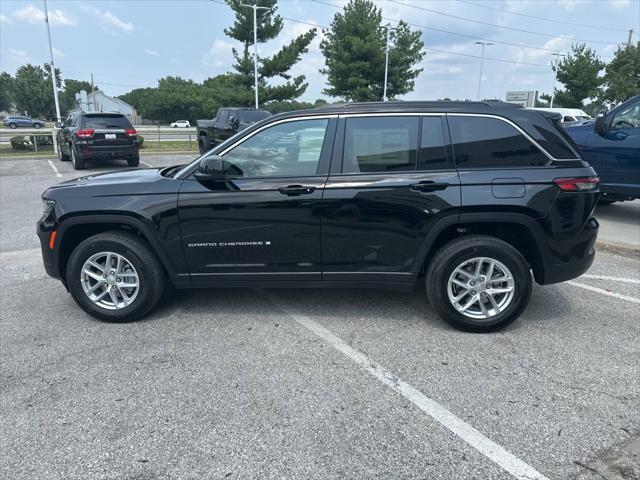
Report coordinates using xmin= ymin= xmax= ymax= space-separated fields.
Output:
xmin=1 ymin=154 xmax=639 ymax=480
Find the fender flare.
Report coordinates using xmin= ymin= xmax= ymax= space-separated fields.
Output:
xmin=55 ymin=213 xmax=180 ymax=281
xmin=411 ymin=212 xmax=550 ymax=276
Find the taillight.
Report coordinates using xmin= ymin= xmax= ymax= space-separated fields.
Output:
xmin=554 ymin=177 xmax=599 ymax=191
xmin=76 ymin=129 xmax=95 ymax=139
xmin=125 ymin=128 xmax=137 ymax=137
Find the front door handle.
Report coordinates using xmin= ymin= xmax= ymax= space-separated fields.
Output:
xmin=278 ymin=185 xmax=316 ymax=196
xmin=409 ymin=181 xmax=449 ymax=192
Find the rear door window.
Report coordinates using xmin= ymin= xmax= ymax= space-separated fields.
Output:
xmin=82 ymin=115 xmax=132 ymax=129
xmin=343 ymin=116 xmax=419 ymax=173
xmin=448 ymin=116 xmax=549 ymax=168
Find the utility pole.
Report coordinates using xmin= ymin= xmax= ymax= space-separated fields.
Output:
xmin=549 ymin=53 xmax=564 ymax=108
xmin=383 ymin=24 xmax=391 ymax=101
xmin=240 ymin=3 xmax=271 ymax=109
xmin=474 ymin=41 xmax=493 ymax=101
xmin=627 ymin=29 xmax=634 ymax=47
xmin=43 ymin=0 xmax=61 ymax=123
xmin=91 ymin=74 xmax=97 ymax=111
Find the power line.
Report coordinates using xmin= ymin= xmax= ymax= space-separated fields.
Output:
xmin=456 ymin=0 xmax=629 ymax=33
xmin=386 ymin=0 xmax=621 ymax=46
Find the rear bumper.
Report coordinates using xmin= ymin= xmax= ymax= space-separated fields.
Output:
xmin=75 ymin=144 xmax=138 ymax=160
xmin=539 ymin=248 xmax=595 ymax=285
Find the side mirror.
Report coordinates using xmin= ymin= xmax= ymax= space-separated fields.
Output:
xmin=594 ymin=112 xmax=607 ymax=135
xmin=194 ymin=155 xmax=225 ymax=181
xmin=54 ymin=121 xmax=63 ymax=128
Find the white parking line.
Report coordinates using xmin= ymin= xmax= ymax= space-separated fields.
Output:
xmin=567 ymin=281 xmax=640 ymax=304
xmin=269 ymin=295 xmax=549 ymax=480
xmin=140 ymin=160 xmax=153 ymax=168
xmin=580 ymin=274 xmax=640 ymax=285
xmin=47 ymin=160 xmax=62 ymax=178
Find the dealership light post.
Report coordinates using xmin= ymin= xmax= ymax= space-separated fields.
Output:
xmin=475 ymin=41 xmax=493 ymax=101
xmin=383 ymin=24 xmax=398 ymax=102
xmin=43 ymin=0 xmax=61 ymax=123
xmin=240 ymin=3 xmax=271 ymax=109
xmin=549 ymin=53 xmax=565 ymax=108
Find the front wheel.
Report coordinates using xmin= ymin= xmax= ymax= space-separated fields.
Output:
xmin=425 ymin=235 xmax=532 ymax=332
xmin=58 ymin=142 xmax=70 ymax=161
xmin=66 ymin=231 xmax=166 ymax=322
xmin=34 ymin=123 xmax=42 ymax=129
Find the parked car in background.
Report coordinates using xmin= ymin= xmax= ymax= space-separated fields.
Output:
xmin=565 ymin=95 xmax=640 ymax=204
xmin=196 ymin=107 xmax=271 ymax=153
xmin=170 ymin=120 xmax=191 ymax=128
xmin=3 ymin=116 xmax=46 ymax=129
xmin=55 ymin=112 xmax=140 ymax=170
xmin=38 ymin=101 xmax=599 ymax=332
xmin=530 ymin=108 xmax=592 ymax=126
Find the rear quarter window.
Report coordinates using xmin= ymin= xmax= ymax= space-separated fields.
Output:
xmin=448 ymin=116 xmax=549 ymax=168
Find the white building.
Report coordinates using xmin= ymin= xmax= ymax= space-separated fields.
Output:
xmin=73 ymin=90 xmax=140 ymax=124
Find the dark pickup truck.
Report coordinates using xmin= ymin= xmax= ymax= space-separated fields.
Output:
xmin=196 ymin=107 xmax=271 ymax=153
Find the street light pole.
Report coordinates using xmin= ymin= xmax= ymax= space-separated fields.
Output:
xmin=475 ymin=41 xmax=493 ymax=101
xmin=549 ymin=53 xmax=564 ymax=108
xmin=382 ymin=23 xmax=399 ymax=102
xmin=43 ymin=0 xmax=61 ymax=123
xmin=240 ymin=3 xmax=270 ymax=109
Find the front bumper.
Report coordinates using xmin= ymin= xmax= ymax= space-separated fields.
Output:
xmin=36 ymin=214 xmax=61 ymax=281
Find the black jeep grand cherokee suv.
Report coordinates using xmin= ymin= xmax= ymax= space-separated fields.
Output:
xmin=38 ymin=102 xmax=599 ymax=332
xmin=55 ymin=112 xmax=140 ymax=170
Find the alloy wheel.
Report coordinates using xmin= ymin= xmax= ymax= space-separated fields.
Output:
xmin=80 ymin=251 xmax=140 ymax=310
xmin=447 ymin=257 xmax=515 ymax=320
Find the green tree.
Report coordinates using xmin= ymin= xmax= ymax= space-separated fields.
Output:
xmin=13 ymin=64 xmax=55 ymax=118
xmin=224 ymin=0 xmax=317 ymax=105
xmin=600 ymin=42 xmax=640 ymax=104
xmin=553 ymin=43 xmax=605 ymax=108
xmin=320 ymin=0 xmax=424 ymax=101
xmin=0 ymin=72 xmax=15 ymax=112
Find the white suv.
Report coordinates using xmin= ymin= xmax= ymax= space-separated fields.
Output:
xmin=170 ymin=120 xmax=190 ymax=128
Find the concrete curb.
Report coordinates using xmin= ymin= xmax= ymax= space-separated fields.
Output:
xmin=596 ymin=240 xmax=640 ymax=259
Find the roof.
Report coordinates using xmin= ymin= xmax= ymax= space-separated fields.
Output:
xmin=267 ymin=100 xmax=527 ymax=122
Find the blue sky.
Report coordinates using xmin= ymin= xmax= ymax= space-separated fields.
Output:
xmin=1 ymin=0 xmax=638 ymax=102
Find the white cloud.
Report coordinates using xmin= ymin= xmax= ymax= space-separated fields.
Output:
xmin=53 ymin=47 xmax=65 ymax=58
xmin=513 ymin=36 xmax=574 ymax=64
xmin=8 ymin=48 xmax=33 ymax=63
xmin=607 ymin=0 xmax=631 ymax=9
xmin=202 ymin=39 xmax=237 ymax=68
xmin=81 ymin=6 xmax=134 ymax=33
xmin=144 ymin=49 xmax=160 ymax=57
xmin=0 ymin=14 xmax=12 ymax=24
xmin=558 ymin=0 xmax=581 ymax=11
xmin=13 ymin=3 xmax=77 ymax=26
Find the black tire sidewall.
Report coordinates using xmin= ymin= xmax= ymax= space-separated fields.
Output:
xmin=428 ymin=240 xmax=532 ymax=332
xmin=66 ymin=236 xmax=159 ymax=322
xmin=127 ymin=154 xmax=140 ymax=167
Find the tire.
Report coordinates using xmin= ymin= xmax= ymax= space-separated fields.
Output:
xmin=71 ymin=146 xmax=85 ymax=170
xmin=127 ymin=154 xmax=140 ymax=167
xmin=66 ymin=231 xmax=166 ymax=322
xmin=9 ymin=123 xmax=16 ymax=129
xmin=198 ymin=135 xmax=211 ymax=154
xmin=425 ymin=235 xmax=532 ymax=332
xmin=58 ymin=142 xmax=70 ymax=161
xmin=34 ymin=123 xmax=42 ymax=129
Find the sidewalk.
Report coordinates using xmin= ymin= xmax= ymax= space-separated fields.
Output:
xmin=595 ymin=200 xmax=640 ymax=257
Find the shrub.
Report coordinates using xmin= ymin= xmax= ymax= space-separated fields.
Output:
xmin=10 ymin=136 xmax=28 ymax=150
xmin=138 ymin=135 xmax=145 ymax=148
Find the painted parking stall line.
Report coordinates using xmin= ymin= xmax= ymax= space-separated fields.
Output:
xmin=580 ymin=274 xmax=640 ymax=285
xmin=567 ymin=281 xmax=640 ymax=304
xmin=47 ymin=160 xmax=62 ymax=178
xmin=140 ymin=160 xmax=153 ymax=168
xmin=269 ymin=294 xmax=550 ymax=480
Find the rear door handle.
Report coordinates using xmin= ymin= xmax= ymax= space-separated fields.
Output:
xmin=278 ymin=185 xmax=316 ymax=196
xmin=409 ymin=181 xmax=449 ymax=192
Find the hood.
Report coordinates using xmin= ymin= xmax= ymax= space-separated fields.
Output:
xmin=43 ymin=167 xmax=181 ymax=201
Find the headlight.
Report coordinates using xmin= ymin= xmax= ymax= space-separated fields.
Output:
xmin=42 ymin=198 xmax=56 ymax=214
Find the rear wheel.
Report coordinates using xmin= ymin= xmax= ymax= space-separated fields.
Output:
xmin=198 ymin=135 xmax=211 ymax=154
xmin=66 ymin=231 xmax=165 ymax=322
xmin=71 ymin=146 xmax=85 ymax=170
xmin=34 ymin=123 xmax=42 ymax=129
xmin=127 ymin=154 xmax=140 ymax=167
xmin=8 ymin=123 xmax=16 ymax=129
xmin=425 ymin=235 xmax=532 ymax=332
xmin=58 ymin=142 xmax=69 ymax=161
